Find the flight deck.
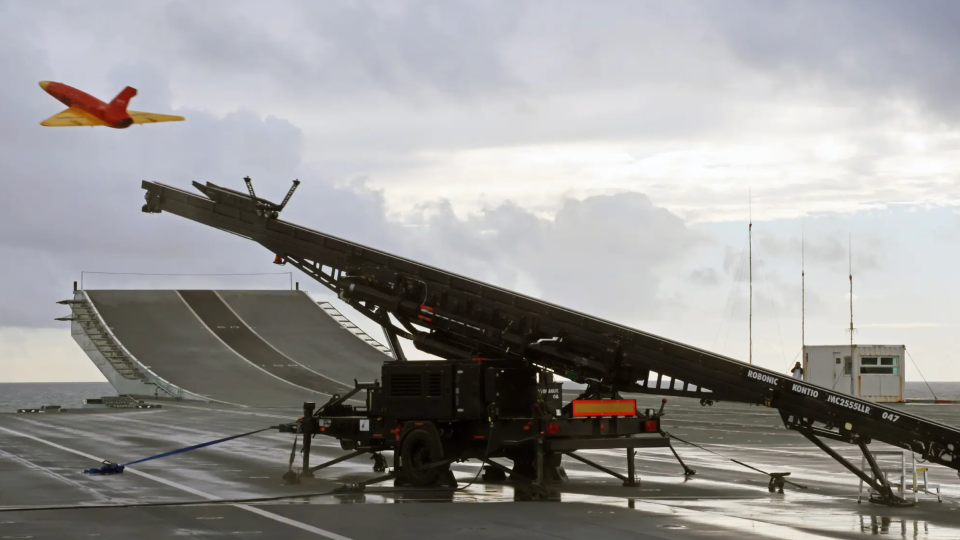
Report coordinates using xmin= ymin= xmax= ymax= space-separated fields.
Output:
xmin=3 ymin=397 xmax=960 ymax=539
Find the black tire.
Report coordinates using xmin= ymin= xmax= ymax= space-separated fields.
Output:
xmin=400 ymin=427 xmax=447 ymax=486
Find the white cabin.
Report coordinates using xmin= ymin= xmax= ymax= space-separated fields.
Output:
xmin=801 ymin=345 xmax=905 ymax=403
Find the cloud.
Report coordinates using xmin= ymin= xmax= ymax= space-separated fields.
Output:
xmin=5 ymin=1 xmax=960 ymax=381
xmin=0 ymin=17 xmax=401 ymax=327
xmin=400 ymin=192 xmax=704 ymax=320
xmin=689 ymin=267 xmax=719 ymax=286
xmin=11 ymin=0 xmax=960 ymax=227
xmin=753 ymin=229 xmax=883 ymax=273
xmin=0 ymin=12 xmax=705 ymax=330
xmin=709 ymin=0 xmax=960 ymax=120
xmin=113 ymin=0 xmax=527 ymax=101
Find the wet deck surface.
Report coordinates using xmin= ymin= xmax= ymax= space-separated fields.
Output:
xmin=2 ymin=396 xmax=960 ymax=539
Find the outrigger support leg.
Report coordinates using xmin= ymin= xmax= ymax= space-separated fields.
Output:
xmin=797 ymin=428 xmax=912 ymax=507
xmin=306 ymin=449 xmax=368 ymax=475
xmin=371 ymin=452 xmax=388 ymax=473
xmin=282 ymin=434 xmax=300 ymax=485
xmin=624 ymin=449 xmax=640 ymax=487
xmin=564 ymin=451 xmax=636 ymax=486
xmin=665 ymin=438 xmax=697 ymax=476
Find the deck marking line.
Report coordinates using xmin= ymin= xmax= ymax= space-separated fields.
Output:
xmin=0 ymin=425 xmax=354 ymax=540
xmin=175 ymin=291 xmax=331 ymax=398
xmin=236 ymin=505 xmax=353 ymax=540
xmin=214 ymin=291 xmax=352 ymax=390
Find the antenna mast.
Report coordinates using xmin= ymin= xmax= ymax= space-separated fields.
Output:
xmin=749 ymin=189 xmax=753 ymax=365
xmin=801 ymin=230 xmax=805 ymax=349
xmin=848 ymin=234 xmax=856 ymax=395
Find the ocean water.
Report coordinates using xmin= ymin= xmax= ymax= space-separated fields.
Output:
xmin=905 ymin=381 xmax=960 ymax=401
xmin=0 ymin=382 xmax=116 ymax=412
xmin=0 ymin=381 xmax=957 ymax=413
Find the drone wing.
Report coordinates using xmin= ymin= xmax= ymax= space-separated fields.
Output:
xmin=40 ymin=107 xmax=107 ymax=127
xmin=128 ymin=110 xmax=185 ymax=124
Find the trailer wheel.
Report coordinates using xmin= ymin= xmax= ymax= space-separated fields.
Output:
xmin=400 ymin=427 xmax=447 ymax=486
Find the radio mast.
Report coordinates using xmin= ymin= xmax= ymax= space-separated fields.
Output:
xmin=749 ymin=189 xmax=753 ymax=365
xmin=847 ymin=234 xmax=856 ymax=395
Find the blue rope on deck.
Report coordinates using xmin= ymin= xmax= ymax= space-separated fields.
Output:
xmin=83 ymin=426 xmax=273 ymax=475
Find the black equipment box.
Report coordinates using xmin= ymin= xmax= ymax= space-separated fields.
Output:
xmin=378 ymin=359 xmax=539 ymax=422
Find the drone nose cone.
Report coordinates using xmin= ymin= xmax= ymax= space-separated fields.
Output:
xmin=39 ymin=81 xmax=51 ymax=90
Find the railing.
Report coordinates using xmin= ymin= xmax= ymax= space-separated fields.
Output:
xmin=317 ymin=301 xmax=394 ymax=358
xmin=69 ymin=292 xmax=185 ymax=400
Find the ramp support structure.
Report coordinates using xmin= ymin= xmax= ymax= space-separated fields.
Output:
xmin=300 ymin=401 xmax=316 ymax=477
xmin=376 ymin=308 xmax=407 ymax=361
xmin=796 ymin=427 xmax=912 ymax=507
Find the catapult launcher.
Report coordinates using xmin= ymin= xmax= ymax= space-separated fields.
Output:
xmin=142 ymin=178 xmax=960 ymax=505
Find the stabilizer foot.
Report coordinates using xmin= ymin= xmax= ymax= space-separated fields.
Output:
xmin=768 ymin=473 xmax=789 ymax=493
xmin=282 ymin=470 xmax=300 ymax=485
xmin=868 ymin=494 xmax=914 ymax=507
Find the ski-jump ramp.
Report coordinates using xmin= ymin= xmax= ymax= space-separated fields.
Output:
xmin=63 ymin=289 xmax=391 ymax=407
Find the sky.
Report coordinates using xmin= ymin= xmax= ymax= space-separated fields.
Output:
xmin=1 ymin=0 xmax=959 ymax=383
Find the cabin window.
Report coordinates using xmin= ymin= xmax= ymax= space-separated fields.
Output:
xmin=860 ymin=356 xmax=897 ymax=375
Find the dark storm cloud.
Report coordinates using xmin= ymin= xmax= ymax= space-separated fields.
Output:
xmin=18 ymin=0 xmax=959 ymax=171
xmin=142 ymin=1 xmax=960 ymax=119
xmin=4 ymin=0 xmax=953 ymax=331
xmin=0 ymin=8 xmax=398 ymax=327
xmin=158 ymin=0 xmax=523 ymax=97
xmin=0 ymin=3 xmax=703 ymax=329
xmin=708 ymin=0 xmax=960 ymax=118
